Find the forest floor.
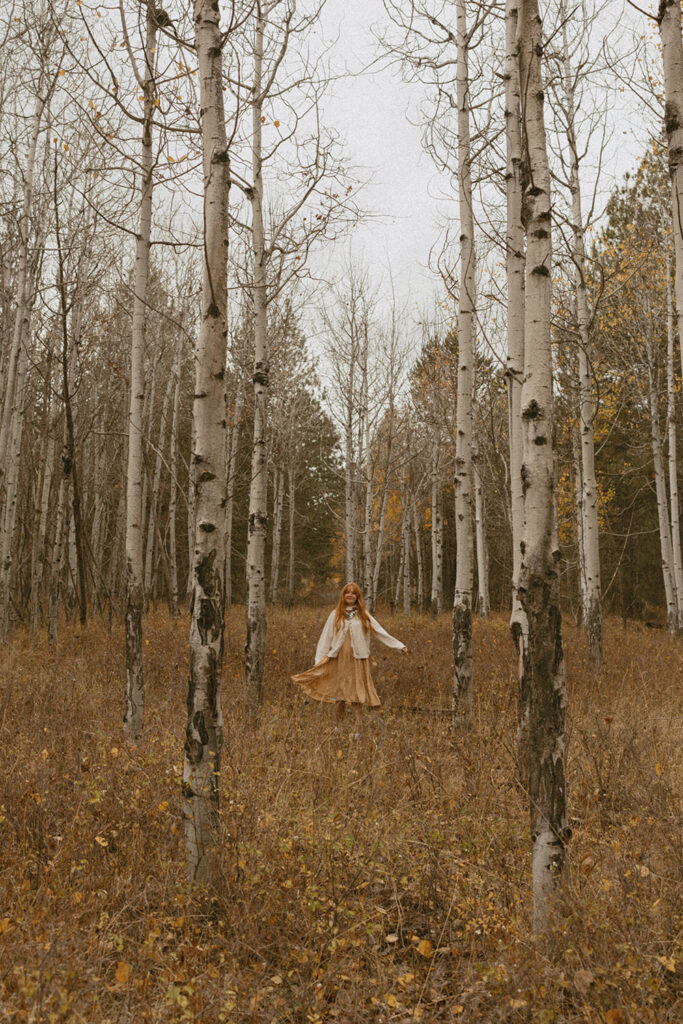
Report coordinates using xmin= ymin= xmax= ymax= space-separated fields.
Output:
xmin=0 ymin=608 xmax=681 ymax=1024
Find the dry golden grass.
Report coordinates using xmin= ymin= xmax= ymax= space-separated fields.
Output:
xmin=0 ymin=608 xmax=681 ymax=1024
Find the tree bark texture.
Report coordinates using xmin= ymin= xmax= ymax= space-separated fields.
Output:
xmin=452 ymin=0 xmax=475 ymax=724
xmin=245 ymin=5 xmax=269 ymax=710
xmin=517 ymin=0 xmax=569 ymax=939
xmin=123 ymin=5 xmax=157 ymax=742
xmin=505 ymin=0 xmax=530 ymax=771
xmin=184 ymin=0 xmax=230 ymax=887
xmin=560 ymin=14 xmax=602 ymax=661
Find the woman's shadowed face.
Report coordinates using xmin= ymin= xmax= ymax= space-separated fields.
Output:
xmin=344 ymin=585 xmax=358 ymax=608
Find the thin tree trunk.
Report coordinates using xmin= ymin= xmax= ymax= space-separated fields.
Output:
xmin=184 ymin=0 xmax=230 ymax=887
xmin=452 ymin=0 xmax=475 ymax=724
xmin=517 ymin=0 xmax=569 ymax=939
xmin=430 ymin=438 xmax=443 ymax=616
xmin=0 ymin=341 xmax=28 ymax=640
xmin=225 ymin=382 xmax=243 ymax=610
xmin=30 ymin=412 xmax=56 ymax=639
xmin=402 ymin=479 xmax=411 ymax=616
xmin=144 ymin=366 xmax=174 ymax=598
xmin=473 ymin=446 xmax=490 ymax=617
xmin=123 ymin=5 xmax=158 ymax=742
xmin=245 ymin=3 xmax=269 ymax=710
xmin=47 ymin=467 xmax=68 ymax=647
xmin=412 ymin=500 xmax=424 ymax=613
xmin=361 ymin=327 xmax=373 ymax=598
xmin=561 ymin=13 xmax=602 ymax=661
xmin=572 ymin=419 xmax=587 ymax=624
xmin=646 ymin=335 xmax=678 ymax=630
xmin=270 ymin=467 xmax=284 ymax=606
xmin=168 ymin=340 xmax=182 ymax=616
xmin=287 ymin=465 xmax=295 ymax=607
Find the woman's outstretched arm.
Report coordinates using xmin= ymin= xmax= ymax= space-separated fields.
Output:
xmin=369 ymin=615 xmax=407 ymax=652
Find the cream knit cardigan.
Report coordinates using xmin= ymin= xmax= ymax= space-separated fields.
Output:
xmin=314 ymin=610 xmax=404 ymax=664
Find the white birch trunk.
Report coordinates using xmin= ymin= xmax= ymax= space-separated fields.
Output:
xmin=245 ymin=5 xmax=269 ymax=709
xmin=168 ymin=340 xmax=182 ymax=617
xmin=344 ymin=395 xmax=356 ymax=583
xmin=452 ymin=0 xmax=475 ymax=723
xmin=517 ymin=0 xmax=569 ymax=938
xmin=473 ymin=447 xmax=490 ymax=617
xmin=144 ymin=366 xmax=174 ymax=598
xmin=646 ymin=335 xmax=678 ymax=629
xmin=666 ymin=248 xmax=683 ymax=632
xmin=270 ymin=467 xmax=284 ymax=606
xmin=361 ymin=331 xmax=373 ymax=597
xmin=505 ymin=0 xmax=530 ymax=775
xmin=225 ymin=382 xmax=243 ymax=610
xmin=430 ymin=438 xmax=443 ymax=616
xmin=184 ymin=0 xmax=230 ymax=887
xmin=560 ymin=16 xmax=602 ymax=661
xmin=402 ymin=481 xmax=411 ymax=616
xmin=0 ymin=341 xmax=28 ymax=640
xmin=412 ymin=500 xmax=424 ymax=613
xmin=123 ymin=6 xmax=157 ymax=743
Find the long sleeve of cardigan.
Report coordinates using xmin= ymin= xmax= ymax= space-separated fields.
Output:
xmin=369 ymin=615 xmax=404 ymax=650
xmin=315 ymin=612 xmax=336 ymax=664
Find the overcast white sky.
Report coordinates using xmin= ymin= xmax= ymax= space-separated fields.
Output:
xmin=305 ymin=0 xmax=652 ymax=333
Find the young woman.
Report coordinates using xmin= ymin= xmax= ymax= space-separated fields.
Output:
xmin=291 ymin=582 xmax=407 ymax=724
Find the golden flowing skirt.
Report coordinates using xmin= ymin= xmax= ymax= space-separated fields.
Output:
xmin=291 ymin=632 xmax=381 ymax=706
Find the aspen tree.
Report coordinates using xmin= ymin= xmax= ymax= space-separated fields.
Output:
xmin=555 ymin=5 xmax=603 ymax=662
xmin=665 ymin=248 xmax=683 ymax=631
xmin=473 ymin=444 xmax=490 ymax=617
xmin=658 ymin=0 xmax=683 ymax=632
xmin=183 ymin=0 xmax=230 ymax=886
xmin=452 ymin=0 xmax=475 ymax=724
xmin=245 ymin=1 xmax=269 ymax=709
xmin=504 ymin=0 xmax=530 ymax=769
xmin=430 ymin=437 xmax=443 ymax=615
xmin=516 ymin=0 xmax=569 ymax=937
xmin=123 ymin=1 xmax=158 ymax=743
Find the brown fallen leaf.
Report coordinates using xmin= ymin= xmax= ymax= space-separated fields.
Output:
xmin=573 ymin=969 xmax=594 ymax=995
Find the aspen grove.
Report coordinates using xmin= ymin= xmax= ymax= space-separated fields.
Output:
xmin=0 ymin=0 xmax=681 ymax=1021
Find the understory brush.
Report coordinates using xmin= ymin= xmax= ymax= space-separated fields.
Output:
xmin=0 ymin=609 xmax=681 ymax=1023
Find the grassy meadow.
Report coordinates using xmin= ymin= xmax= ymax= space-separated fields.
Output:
xmin=0 ymin=608 xmax=681 ymax=1023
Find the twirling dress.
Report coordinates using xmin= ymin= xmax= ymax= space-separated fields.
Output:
xmin=291 ymin=608 xmax=404 ymax=706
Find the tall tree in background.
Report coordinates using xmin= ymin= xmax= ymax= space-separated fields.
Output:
xmin=516 ymin=0 xmax=569 ymax=937
xmin=551 ymin=1 xmax=603 ymax=662
xmin=657 ymin=0 xmax=683 ymax=633
xmin=123 ymin=2 xmax=159 ymax=743
xmin=183 ymin=0 xmax=230 ymax=886
xmin=451 ymin=0 xmax=476 ymax=724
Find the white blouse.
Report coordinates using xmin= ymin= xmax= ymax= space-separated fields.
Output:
xmin=314 ymin=609 xmax=404 ymax=663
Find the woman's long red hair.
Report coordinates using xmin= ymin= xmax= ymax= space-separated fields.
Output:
xmin=334 ymin=582 xmax=373 ymax=634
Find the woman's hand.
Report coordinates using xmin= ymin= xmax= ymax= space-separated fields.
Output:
xmin=401 ymin=646 xmax=408 ymax=655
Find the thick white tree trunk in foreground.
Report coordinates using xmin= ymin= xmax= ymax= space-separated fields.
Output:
xmin=517 ymin=0 xmax=569 ymax=939
xmin=184 ymin=0 xmax=229 ymax=887
xmin=452 ymin=0 xmax=475 ymax=724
